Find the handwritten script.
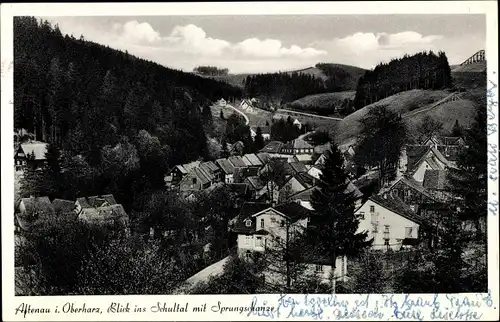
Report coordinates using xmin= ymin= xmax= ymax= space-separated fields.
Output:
xmin=242 ymin=290 xmax=495 ymax=320
xmin=487 ymin=74 xmax=499 ymax=217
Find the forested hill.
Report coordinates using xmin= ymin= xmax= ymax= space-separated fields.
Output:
xmin=353 ymin=51 xmax=453 ymax=110
xmin=14 ymin=17 xmax=242 ymax=166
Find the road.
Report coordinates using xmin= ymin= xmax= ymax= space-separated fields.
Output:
xmin=223 ymin=103 xmax=250 ymax=125
xmin=275 ymin=108 xmax=343 ymax=121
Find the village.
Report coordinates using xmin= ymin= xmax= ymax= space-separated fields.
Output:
xmin=13 ymin=94 xmax=481 ymax=292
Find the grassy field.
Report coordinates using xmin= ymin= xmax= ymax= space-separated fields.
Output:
xmin=452 ymin=61 xmax=486 ymax=73
xmin=273 ymin=112 xmax=341 ymax=129
xmin=211 ymin=101 xmax=273 ymax=128
xmin=335 ymin=89 xmax=452 ymax=144
xmin=287 ymin=91 xmax=356 ymax=116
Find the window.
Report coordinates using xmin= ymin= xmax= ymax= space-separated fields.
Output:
xmin=372 ymin=223 xmax=378 ymax=233
xmin=245 ymin=220 xmax=252 ymax=227
xmin=315 ymin=265 xmax=323 ymax=273
xmin=256 ymin=236 xmax=263 ymax=247
xmin=358 ymin=212 xmax=365 ymax=220
xmin=405 ymin=227 xmax=413 ymax=238
xmin=260 ymin=219 xmax=265 ymax=229
xmin=384 ymin=225 xmax=390 ymax=233
xmin=270 ymin=217 xmax=276 ymax=224
xmin=280 ymin=220 xmax=285 ymax=227
xmin=370 ymin=205 xmax=375 ymax=213
xmin=192 ymin=177 xmax=197 ymax=185
xmin=245 ymin=235 xmax=252 ymax=246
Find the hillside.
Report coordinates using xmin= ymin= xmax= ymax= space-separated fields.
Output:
xmin=452 ymin=61 xmax=487 ymax=73
xmin=287 ymin=91 xmax=356 ymax=116
xmin=452 ymin=61 xmax=487 ymax=91
xmin=206 ymin=74 xmax=250 ymax=89
xmin=334 ymin=89 xmax=452 ymax=144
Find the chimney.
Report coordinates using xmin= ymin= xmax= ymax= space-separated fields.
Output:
xmin=383 ymin=193 xmax=388 ymax=200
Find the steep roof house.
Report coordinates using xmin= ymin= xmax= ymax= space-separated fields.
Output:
xmin=215 ymin=158 xmax=236 ymax=183
xmin=386 ymin=176 xmax=437 ymax=213
xmin=179 ymin=167 xmax=213 ymax=191
xmin=400 ymin=145 xmax=451 ymax=182
xmin=75 ymin=194 xmax=117 ymax=214
xmin=168 ymin=160 xmax=202 ymax=185
xmin=15 ymin=141 xmax=49 ymax=171
xmin=423 ymin=169 xmax=455 ymax=202
xmin=281 ymin=138 xmax=314 ymax=155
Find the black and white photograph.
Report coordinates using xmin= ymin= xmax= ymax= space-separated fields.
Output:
xmin=4 ymin=3 xmax=495 ymax=305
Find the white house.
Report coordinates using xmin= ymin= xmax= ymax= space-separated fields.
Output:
xmin=293 ymin=118 xmax=302 ymax=130
xmin=250 ymin=126 xmax=271 ymax=141
xmin=218 ymin=98 xmax=227 ymax=106
xmin=231 ymin=202 xmax=348 ymax=284
xmin=215 ymin=158 xmax=235 ymax=183
xmin=355 ymin=194 xmax=423 ymax=251
xmin=400 ymin=145 xmax=451 ymax=183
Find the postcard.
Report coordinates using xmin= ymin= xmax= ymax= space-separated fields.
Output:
xmin=1 ymin=1 xmax=498 ymax=321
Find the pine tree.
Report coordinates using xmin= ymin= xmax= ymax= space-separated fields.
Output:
xmin=254 ymin=127 xmax=265 ymax=151
xmin=451 ymin=120 xmax=463 ymax=137
xmin=306 ymin=142 xmax=372 ymax=292
xmin=42 ymin=143 xmax=63 ymax=199
xmin=220 ymin=137 xmax=229 ymax=158
xmin=220 ymin=109 xmax=224 ymax=120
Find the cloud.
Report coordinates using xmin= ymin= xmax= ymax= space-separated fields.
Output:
xmin=233 ymin=38 xmax=327 ymax=58
xmin=317 ymin=31 xmax=445 ymax=68
xmin=164 ymin=24 xmax=230 ymax=56
xmin=115 ymin=20 xmax=161 ymax=44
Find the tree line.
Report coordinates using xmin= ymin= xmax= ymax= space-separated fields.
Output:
xmin=193 ymin=66 xmax=229 ymax=76
xmin=353 ymin=51 xmax=453 ymax=110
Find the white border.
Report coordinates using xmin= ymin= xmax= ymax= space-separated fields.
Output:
xmin=1 ymin=2 xmax=498 ymax=321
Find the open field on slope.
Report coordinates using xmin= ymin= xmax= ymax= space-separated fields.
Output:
xmin=287 ymin=91 xmax=356 ymax=116
xmin=334 ymin=89 xmax=451 ymax=144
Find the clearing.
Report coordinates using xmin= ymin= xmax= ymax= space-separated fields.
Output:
xmin=287 ymin=91 xmax=356 ymax=116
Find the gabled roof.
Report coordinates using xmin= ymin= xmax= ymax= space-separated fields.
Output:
xmin=294 ymin=154 xmax=313 ymax=163
xmin=439 ymin=136 xmax=464 ymax=146
xmin=228 ymin=156 xmax=247 ymax=168
xmin=436 ymin=145 xmax=461 ymax=162
xmin=215 ymin=158 xmax=235 ymax=174
xmin=256 ymin=152 xmax=271 ymax=164
xmin=192 ymin=167 xmax=211 ymax=184
xmin=406 ymin=145 xmax=431 ymax=174
xmin=78 ymin=204 xmax=129 ymax=230
xmin=175 ymin=160 xmax=201 ymax=174
xmin=423 ymin=170 xmax=450 ymax=191
xmin=229 ymin=141 xmax=245 ymax=153
xmin=197 ymin=164 xmax=215 ymax=182
xmin=201 ymin=161 xmax=219 ymax=173
xmin=52 ymin=199 xmax=76 ymax=213
xmin=282 ymin=138 xmax=313 ymax=151
xmin=19 ymin=142 xmax=48 ymax=160
xmin=290 ymin=172 xmax=315 ymax=189
xmin=290 ymin=180 xmax=363 ymax=203
xmin=289 ymin=162 xmax=308 ymax=174
xmin=76 ymin=194 xmax=117 ymax=209
xmin=273 ymin=202 xmax=312 ymax=222
xmin=19 ymin=196 xmax=53 ymax=214
xmin=243 ymin=153 xmax=263 ymax=167
xmin=369 ymin=194 xmax=423 ymax=226
xmin=260 ymin=141 xmax=284 ymax=154
xmin=390 ymin=176 xmax=435 ymax=200
xmin=241 ymin=155 xmax=255 ymax=167
xmin=245 ymin=176 xmax=264 ymax=191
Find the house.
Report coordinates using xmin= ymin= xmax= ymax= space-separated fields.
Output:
xmin=232 ymin=201 xmax=348 ymax=283
xmin=200 ymin=161 xmax=221 ymax=183
xmin=423 ymin=170 xmax=454 ymax=201
xmin=15 ymin=141 xmax=48 ymax=171
xmin=288 ymin=162 xmax=308 ymax=175
xmin=386 ymin=176 xmax=437 ymax=213
xmin=256 ymin=152 xmax=271 ymax=164
xmin=279 ymin=173 xmax=315 ymax=202
xmin=240 ymin=99 xmax=259 ymax=113
xmin=250 ymin=126 xmax=271 ymax=141
xmin=75 ymin=194 xmax=117 ymax=215
xmin=355 ymin=194 xmax=424 ymax=251
xmin=281 ymin=138 xmax=314 ymax=155
xmin=400 ymin=145 xmax=451 ymax=182
xmin=226 ymin=183 xmax=251 ymax=208
xmin=422 ymin=135 xmax=465 ymax=147
xmin=290 ymin=181 xmax=364 ymax=211
xmin=218 ymin=98 xmax=227 ymax=106
xmin=244 ymin=176 xmax=280 ymax=203
xmin=52 ymin=199 xmax=77 ymax=217
xmin=179 ymin=167 xmax=213 ymax=191
xmin=168 ymin=161 xmax=202 ymax=185
xmin=243 ymin=153 xmax=263 ymax=168
xmin=307 ymin=165 xmax=323 ymax=182
xmin=229 ymin=141 xmax=245 ymax=156
xmin=78 ymin=203 xmax=130 ymax=236
xmin=293 ymin=119 xmax=302 ymax=130
xmin=228 ymin=155 xmax=247 ymax=169
xmin=215 ymin=158 xmax=235 ymax=183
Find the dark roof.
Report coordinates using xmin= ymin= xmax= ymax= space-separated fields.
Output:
xmin=256 ymin=152 xmax=271 ymax=164
xmin=239 ymin=202 xmax=271 ymax=217
xmin=289 ymin=162 xmax=308 ymax=174
xmin=243 ymin=153 xmax=263 ymax=167
xmin=231 ymin=202 xmax=271 ymax=234
xmin=76 ymin=194 xmax=117 ymax=209
xmin=286 ymin=172 xmax=315 ymax=190
xmin=226 ymin=183 xmax=249 ymax=196
xmin=406 ymin=145 xmax=431 ymax=174
xmin=52 ymin=199 xmax=76 ymax=213
xmin=273 ymin=202 xmax=312 ymax=222
xmin=200 ymin=161 xmax=219 ymax=173
xmin=245 ymin=176 xmax=264 ymax=190
xmin=215 ymin=158 xmax=235 ymax=174
xmin=402 ymin=238 xmax=420 ymax=246
xmin=423 ymin=170 xmax=450 ymax=190
xmin=260 ymin=141 xmax=284 ymax=154
xmin=369 ymin=194 xmax=423 ymax=225
xmin=290 ymin=180 xmax=363 ymax=202
xmin=394 ymin=176 xmax=435 ymax=200
xmin=19 ymin=196 xmax=53 ymax=214
xmin=229 ymin=141 xmax=245 ymax=153
xmin=228 ymin=156 xmax=247 ymax=168
xmin=192 ymin=167 xmax=211 ymax=184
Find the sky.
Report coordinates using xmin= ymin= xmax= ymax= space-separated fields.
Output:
xmin=42 ymin=15 xmax=486 ymax=74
